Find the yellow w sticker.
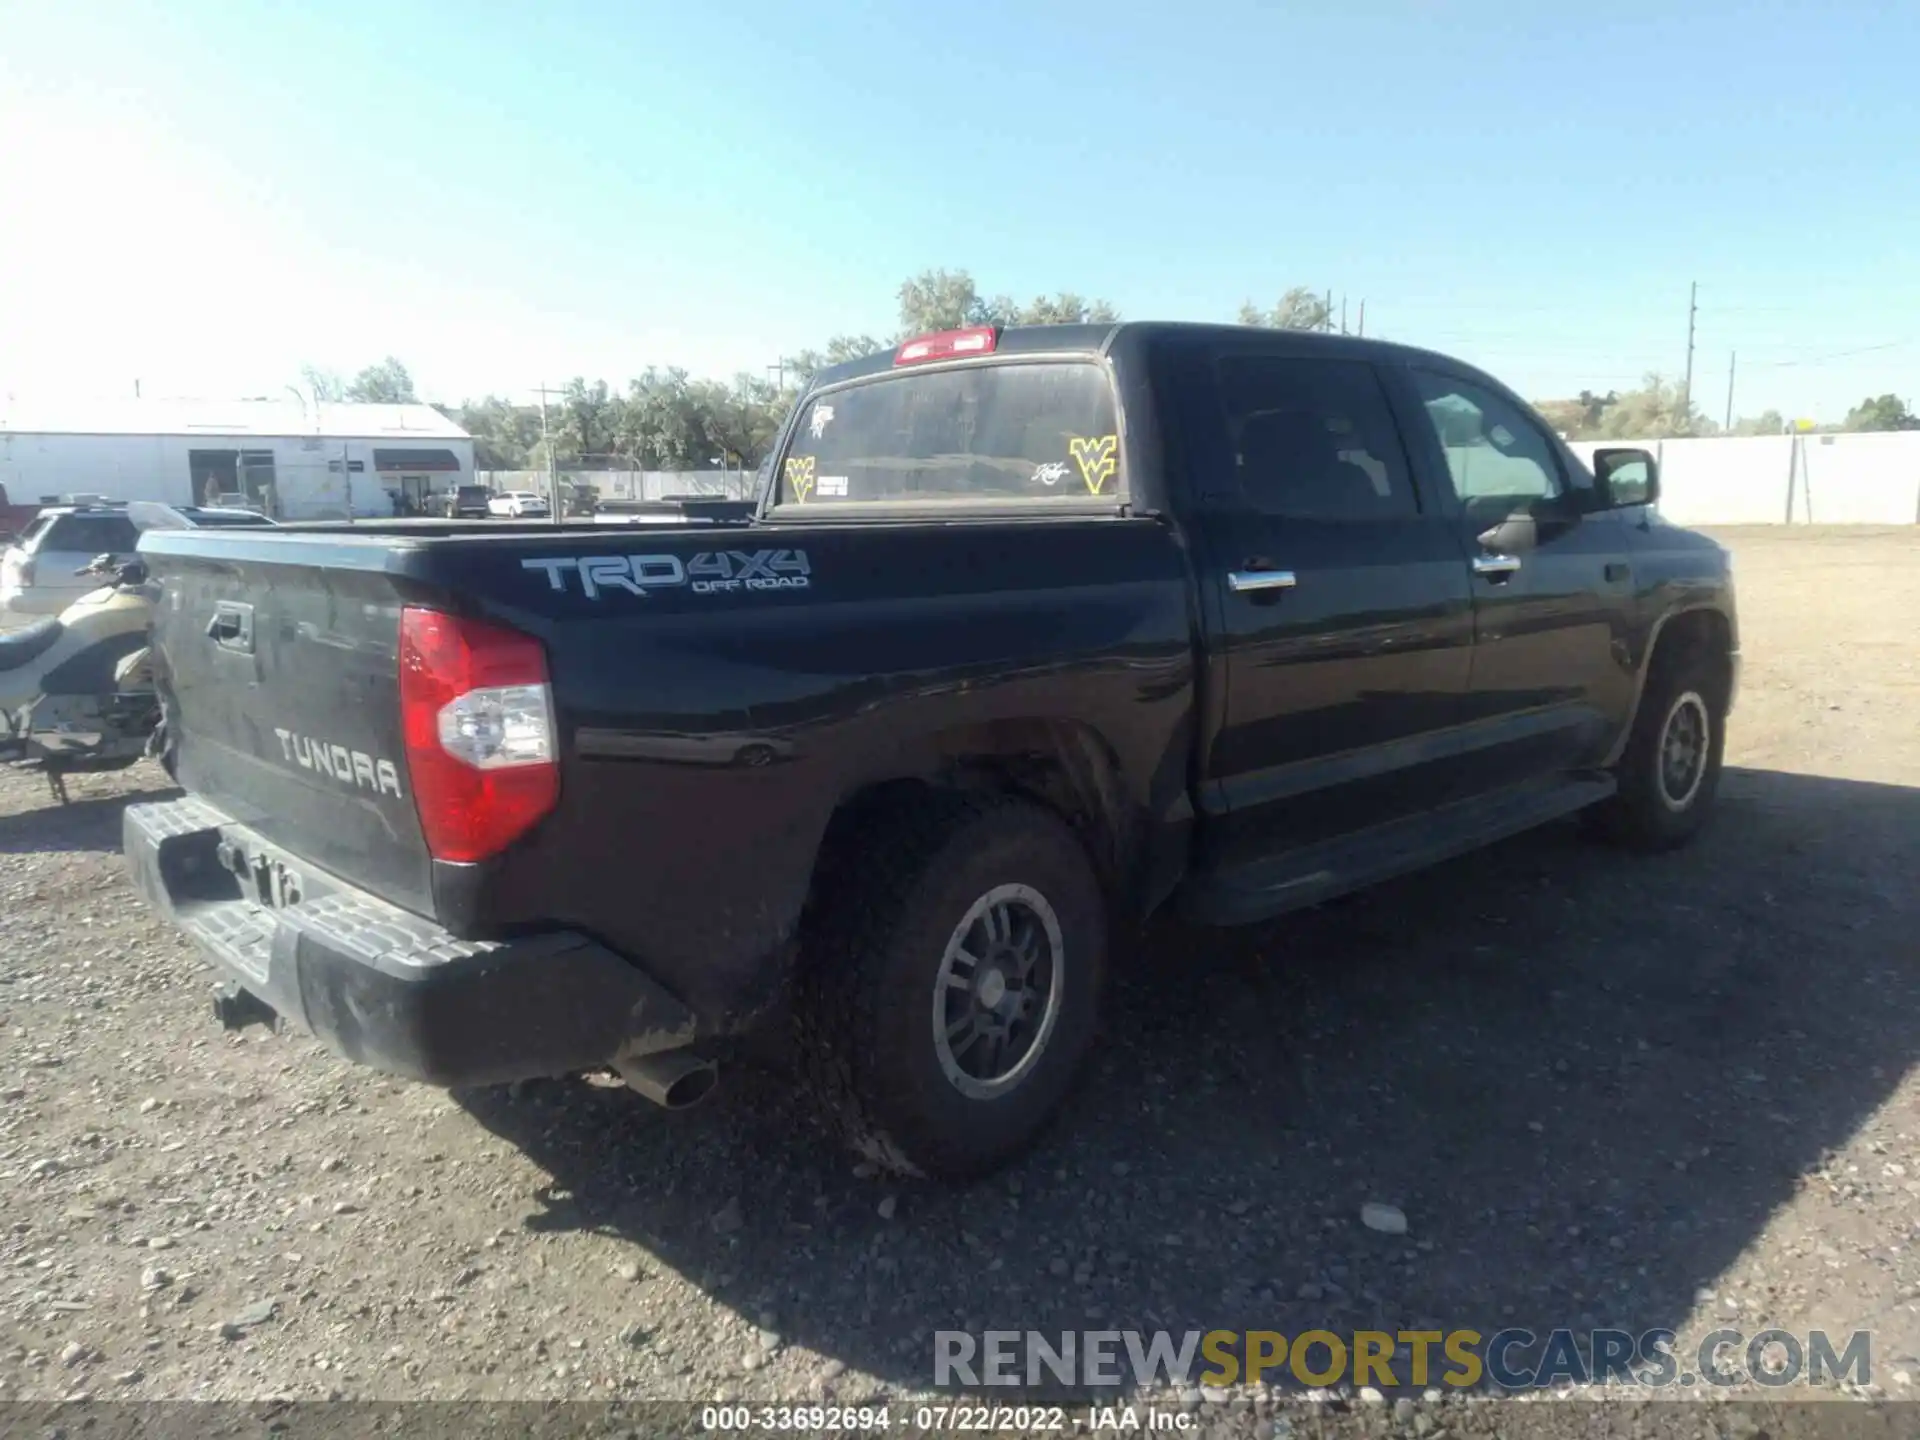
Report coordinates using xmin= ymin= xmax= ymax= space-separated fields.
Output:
xmin=1069 ymin=434 xmax=1118 ymax=495
xmin=784 ymin=455 xmax=817 ymax=502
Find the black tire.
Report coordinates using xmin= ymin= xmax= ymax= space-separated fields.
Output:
xmin=794 ymin=792 xmax=1108 ymax=1180
xmin=1588 ymin=644 xmax=1727 ymax=851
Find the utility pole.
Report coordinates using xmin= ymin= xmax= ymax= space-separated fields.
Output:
xmin=1324 ymin=289 xmax=1334 ymax=333
xmin=1724 ymin=351 xmax=1737 ymax=432
xmin=766 ymin=360 xmax=786 ymax=392
xmin=1680 ymin=280 xmax=1698 ymax=429
xmin=534 ymin=382 xmax=565 ymax=527
xmin=1357 ymin=300 xmax=1366 ymax=338
xmin=1340 ymin=295 xmax=1348 ymax=336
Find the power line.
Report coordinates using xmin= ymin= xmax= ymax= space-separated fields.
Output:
xmin=531 ymin=382 xmax=566 ymax=528
xmin=1756 ymin=339 xmax=1915 ymax=369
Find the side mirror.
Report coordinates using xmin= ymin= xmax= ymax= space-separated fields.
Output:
xmin=1592 ymin=448 xmax=1659 ymax=509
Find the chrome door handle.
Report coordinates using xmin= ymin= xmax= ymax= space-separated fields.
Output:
xmin=1228 ymin=569 xmax=1297 ymax=593
xmin=1472 ymin=554 xmax=1522 ymax=580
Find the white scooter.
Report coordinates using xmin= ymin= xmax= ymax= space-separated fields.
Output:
xmin=0 ymin=552 xmax=159 ymax=802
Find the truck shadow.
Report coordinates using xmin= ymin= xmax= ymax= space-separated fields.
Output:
xmin=455 ymin=765 xmax=1920 ymax=1393
xmin=0 ymin=782 xmax=179 ymax=855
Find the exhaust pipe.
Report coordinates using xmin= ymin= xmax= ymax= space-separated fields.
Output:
xmin=616 ymin=1051 xmax=719 ymax=1110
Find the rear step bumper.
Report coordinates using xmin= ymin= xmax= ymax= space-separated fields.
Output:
xmin=124 ymin=796 xmax=697 ymax=1088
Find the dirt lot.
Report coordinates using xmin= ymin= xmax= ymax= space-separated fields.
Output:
xmin=2 ymin=526 xmax=1917 ymax=1426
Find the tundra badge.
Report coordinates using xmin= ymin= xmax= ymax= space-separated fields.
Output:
xmin=272 ymin=728 xmax=405 ymax=798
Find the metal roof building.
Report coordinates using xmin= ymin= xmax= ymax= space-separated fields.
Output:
xmin=0 ymin=398 xmax=474 ymax=520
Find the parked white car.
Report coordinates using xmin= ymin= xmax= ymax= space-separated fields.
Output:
xmin=487 ymin=490 xmax=550 ymax=518
xmin=1 ymin=505 xmax=142 ymax=615
xmin=1 ymin=502 xmax=274 ymax=615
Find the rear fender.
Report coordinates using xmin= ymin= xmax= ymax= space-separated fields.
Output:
xmin=831 ymin=715 xmax=1148 ymax=900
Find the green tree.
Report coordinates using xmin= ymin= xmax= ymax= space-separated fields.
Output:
xmin=345 ymin=357 xmax=417 ymax=404
xmin=1728 ymin=409 xmax=1787 ymax=437
xmin=1534 ymin=389 xmax=1621 ymax=440
xmin=455 ymin=396 xmax=543 ymax=470
xmin=1582 ymin=374 xmax=1710 ymax=440
xmin=995 ymin=293 xmax=1120 ymax=326
xmin=1238 ymin=287 xmax=1333 ymax=332
xmin=1842 ymin=394 xmax=1919 ymax=431
xmin=1534 ymin=399 xmax=1587 ymax=437
xmin=618 ymin=367 xmax=709 ymax=469
xmin=896 ymin=270 xmax=1117 ymax=335
xmin=300 ymin=365 xmax=347 ymax=402
xmin=824 ymin=333 xmax=884 ymax=364
xmin=1576 ymin=389 xmax=1619 ymax=431
xmin=784 ymin=334 xmax=887 ymax=388
xmin=553 ymin=377 xmax=615 ymax=464
xmin=897 ymin=268 xmax=986 ymax=333
xmin=692 ymin=375 xmax=786 ymax=471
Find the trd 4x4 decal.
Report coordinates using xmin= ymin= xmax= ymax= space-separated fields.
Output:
xmin=522 ymin=549 xmax=811 ymax=599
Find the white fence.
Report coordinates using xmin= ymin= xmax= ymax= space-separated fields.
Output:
xmin=1567 ymin=433 xmax=1920 ymax=526
xmin=477 ymin=469 xmax=758 ymax=502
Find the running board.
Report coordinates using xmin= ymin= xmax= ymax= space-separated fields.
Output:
xmin=1181 ymin=771 xmax=1616 ymax=927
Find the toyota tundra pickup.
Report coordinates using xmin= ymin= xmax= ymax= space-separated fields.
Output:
xmin=123 ymin=322 xmax=1738 ymax=1178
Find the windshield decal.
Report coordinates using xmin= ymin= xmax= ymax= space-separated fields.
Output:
xmin=1069 ymin=434 xmax=1118 ymax=495
xmin=1032 ymin=461 xmax=1070 ymax=488
xmin=785 ymin=456 xmax=816 ymax=503
xmin=808 ymin=403 xmax=835 ymax=439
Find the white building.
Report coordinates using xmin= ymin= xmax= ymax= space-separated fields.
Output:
xmin=0 ymin=397 xmax=474 ymax=520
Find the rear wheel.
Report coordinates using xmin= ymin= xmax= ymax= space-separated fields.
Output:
xmin=795 ymin=794 xmax=1107 ymax=1180
xmin=1589 ymin=646 xmax=1727 ymax=850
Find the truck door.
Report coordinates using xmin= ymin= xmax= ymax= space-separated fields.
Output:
xmin=1390 ymin=365 xmax=1636 ymax=784
xmin=1170 ymin=344 xmax=1477 ymax=873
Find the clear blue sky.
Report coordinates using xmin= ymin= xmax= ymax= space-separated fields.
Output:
xmin=3 ymin=0 xmax=1916 ymax=422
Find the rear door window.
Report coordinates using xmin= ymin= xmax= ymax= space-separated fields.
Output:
xmin=1212 ymin=356 xmax=1419 ymax=518
xmin=44 ymin=515 xmax=138 ymax=554
xmin=777 ymin=361 xmax=1120 ymax=506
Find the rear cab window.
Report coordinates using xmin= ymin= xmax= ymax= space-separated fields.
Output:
xmin=44 ymin=515 xmax=139 ymax=553
xmin=775 ymin=361 xmax=1122 ymax=509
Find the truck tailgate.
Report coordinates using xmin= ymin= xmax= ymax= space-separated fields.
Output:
xmin=145 ymin=533 xmax=435 ymax=916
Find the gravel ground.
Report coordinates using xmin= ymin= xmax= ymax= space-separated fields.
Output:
xmin=1 ymin=526 xmax=1917 ymax=1431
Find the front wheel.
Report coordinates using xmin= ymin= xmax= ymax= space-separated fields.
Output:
xmin=795 ymin=794 xmax=1107 ymax=1180
xmin=1589 ymin=649 xmax=1727 ymax=851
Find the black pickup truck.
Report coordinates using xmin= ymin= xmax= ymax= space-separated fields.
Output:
xmin=124 ymin=322 xmax=1737 ymax=1179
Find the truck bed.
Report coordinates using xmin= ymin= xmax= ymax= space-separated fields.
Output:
xmin=137 ymin=515 xmax=1197 ymax=1028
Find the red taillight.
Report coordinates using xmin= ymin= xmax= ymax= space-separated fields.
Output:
xmin=398 ymin=607 xmax=559 ymax=864
xmin=894 ymin=325 xmax=997 ymax=365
